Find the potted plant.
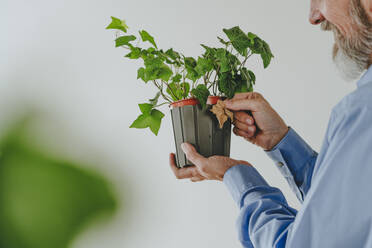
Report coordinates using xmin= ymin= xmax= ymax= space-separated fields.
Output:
xmin=106 ymin=16 xmax=274 ymax=168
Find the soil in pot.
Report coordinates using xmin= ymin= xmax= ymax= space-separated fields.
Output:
xmin=170 ymin=96 xmax=232 ymax=168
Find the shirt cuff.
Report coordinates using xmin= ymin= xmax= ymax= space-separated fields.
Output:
xmin=223 ymin=165 xmax=269 ymax=206
xmin=266 ymin=128 xmax=315 ymax=175
xmin=265 ymin=128 xmax=316 ymax=200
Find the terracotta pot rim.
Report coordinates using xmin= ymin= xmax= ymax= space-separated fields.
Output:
xmin=170 ymin=96 xmax=223 ymax=108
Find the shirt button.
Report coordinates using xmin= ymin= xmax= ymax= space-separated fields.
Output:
xmin=277 ymin=161 xmax=284 ymax=167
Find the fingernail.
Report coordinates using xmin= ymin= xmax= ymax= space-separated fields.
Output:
xmin=247 ymin=119 xmax=253 ymax=125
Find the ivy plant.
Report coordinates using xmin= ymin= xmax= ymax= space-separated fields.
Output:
xmin=106 ymin=16 xmax=274 ymax=135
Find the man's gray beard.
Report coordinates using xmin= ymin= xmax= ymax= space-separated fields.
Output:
xmin=333 ymin=44 xmax=365 ymax=82
xmin=321 ymin=0 xmax=372 ymax=82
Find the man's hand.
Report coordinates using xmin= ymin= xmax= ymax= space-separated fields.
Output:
xmin=225 ymin=92 xmax=289 ymax=151
xmin=169 ymin=143 xmax=251 ymax=182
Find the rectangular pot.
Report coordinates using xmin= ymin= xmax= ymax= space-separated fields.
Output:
xmin=170 ymin=102 xmax=231 ymax=168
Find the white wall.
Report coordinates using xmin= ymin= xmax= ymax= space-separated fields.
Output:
xmin=1 ymin=0 xmax=356 ymax=247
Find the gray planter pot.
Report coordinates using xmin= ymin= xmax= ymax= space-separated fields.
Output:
xmin=170 ymin=97 xmax=232 ymax=168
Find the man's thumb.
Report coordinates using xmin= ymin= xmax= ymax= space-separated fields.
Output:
xmin=181 ymin=143 xmax=206 ymax=166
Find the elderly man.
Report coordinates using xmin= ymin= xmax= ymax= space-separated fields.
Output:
xmin=169 ymin=0 xmax=372 ymax=247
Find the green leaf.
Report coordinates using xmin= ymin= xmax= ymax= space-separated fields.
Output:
xmin=247 ymin=32 xmax=257 ymax=43
xmin=195 ymin=57 xmax=214 ymax=75
xmin=235 ymin=80 xmax=248 ymax=93
xmin=139 ymin=103 xmax=153 ymax=115
xmin=115 ymin=35 xmax=136 ymax=47
xmin=215 ymin=48 xmax=240 ymax=73
xmin=148 ymin=109 xmax=165 ymax=135
xmin=217 ymin=36 xmax=230 ymax=46
xmin=216 ymin=49 xmax=230 ymax=73
xmin=146 ymin=65 xmax=172 ymax=82
xmin=106 ymin=16 xmax=129 ymax=32
xmin=145 ymin=65 xmax=173 ymax=82
xmin=218 ymin=68 xmax=255 ymax=96
xmin=223 ymin=26 xmax=251 ymax=56
xmin=137 ymin=67 xmax=146 ymax=81
xmin=184 ymin=57 xmax=201 ymax=82
xmin=139 ymin=30 xmax=157 ymax=48
xmin=260 ymin=40 xmax=274 ymax=68
xmin=147 ymin=47 xmax=156 ymax=53
xmin=143 ymin=57 xmax=173 ymax=82
xmin=125 ymin=47 xmax=142 ymax=59
xmin=166 ymin=82 xmax=190 ymax=101
xmin=144 ymin=57 xmax=163 ymax=67
xmin=186 ymin=70 xmax=200 ymax=82
xmin=201 ymin=44 xmax=217 ymax=58
xmin=248 ymin=70 xmax=256 ymax=84
xmin=241 ymin=68 xmax=256 ymax=85
xmin=184 ymin=57 xmax=197 ymax=68
xmin=130 ymin=108 xmax=165 ymax=135
xmin=239 ymin=68 xmax=255 ymax=92
xmin=165 ymin=48 xmax=181 ymax=60
xmin=218 ymin=72 xmax=238 ymax=98
xmin=248 ymin=81 xmax=254 ymax=92
xmin=172 ymin=74 xmax=182 ymax=83
xmin=235 ymin=71 xmax=250 ymax=93
xmin=191 ymin=84 xmax=210 ymax=109
xmin=227 ymin=52 xmax=240 ymax=68
xmin=130 ymin=115 xmax=148 ymax=129
xmin=246 ymin=32 xmax=262 ymax=54
xmin=166 ymin=82 xmax=181 ymax=101
xmin=246 ymin=33 xmax=274 ymax=68
xmin=180 ymin=82 xmax=190 ymax=98
xmin=160 ymin=66 xmax=173 ymax=81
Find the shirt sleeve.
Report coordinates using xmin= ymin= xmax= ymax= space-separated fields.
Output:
xmin=265 ymin=128 xmax=318 ymax=202
xmin=224 ymin=165 xmax=297 ymax=247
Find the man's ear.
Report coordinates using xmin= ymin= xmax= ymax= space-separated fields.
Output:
xmin=361 ymin=0 xmax=372 ymax=21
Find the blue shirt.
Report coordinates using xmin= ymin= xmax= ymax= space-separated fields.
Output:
xmin=224 ymin=65 xmax=372 ymax=247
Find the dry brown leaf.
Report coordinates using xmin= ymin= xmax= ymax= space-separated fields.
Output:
xmin=210 ymin=100 xmax=234 ymax=129
xmin=226 ymin=108 xmax=234 ymax=121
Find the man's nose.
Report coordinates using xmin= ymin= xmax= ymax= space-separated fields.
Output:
xmin=309 ymin=1 xmax=325 ymax=25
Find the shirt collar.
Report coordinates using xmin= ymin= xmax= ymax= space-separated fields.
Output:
xmin=357 ymin=65 xmax=372 ymax=88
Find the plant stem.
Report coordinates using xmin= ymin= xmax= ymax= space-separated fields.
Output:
xmin=239 ymin=52 xmax=253 ymax=70
xmin=163 ymin=81 xmax=179 ymax=101
xmin=203 ymin=75 xmax=209 ymax=86
xmin=205 ymin=71 xmax=212 ymax=85
xmin=153 ymin=102 xmax=169 ymax=108
xmin=212 ymin=66 xmax=220 ymax=95
xmin=192 ymin=79 xmax=197 ymax=90
xmin=152 ymin=80 xmax=172 ymax=103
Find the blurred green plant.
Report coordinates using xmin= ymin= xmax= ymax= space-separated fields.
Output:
xmin=0 ymin=118 xmax=117 ymax=248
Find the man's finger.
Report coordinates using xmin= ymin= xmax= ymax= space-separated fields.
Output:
xmin=233 ymin=127 xmax=252 ymax=139
xmin=233 ymin=119 xmax=256 ymax=136
xmin=169 ymin=153 xmax=197 ymax=179
xmin=234 ymin=111 xmax=255 ymax=125
xmin=244 ymin=136 xmax=256 ymax=144
xmin=236 ymin=160 xmax=252 ymax=166
xmin=181 ymin=143 xmax=207 ymax=167
xmin=224 ymin=98 xmax=259 ymax=112
xmin=190 ymin=176 xmax=205 ymax=182
xmin=230 ymin=92 xmax=252 ymax=100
